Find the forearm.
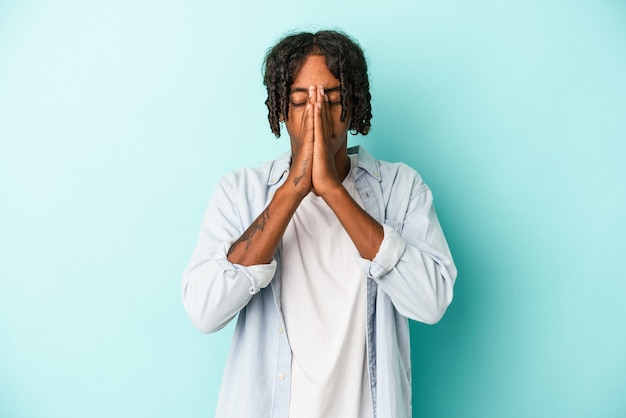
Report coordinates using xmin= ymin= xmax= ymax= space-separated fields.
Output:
xmin=321 ymin=185 xmax=384 ymax=260
xmin=227 ymin=185 xmax=303 ymax=266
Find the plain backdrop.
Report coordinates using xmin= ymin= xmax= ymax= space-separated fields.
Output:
xmin=1 ymin=1 xmax=625 ymax=417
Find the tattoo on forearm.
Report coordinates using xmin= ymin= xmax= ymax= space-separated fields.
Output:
xmin=293 ymin=158 xmax=308 ymax=186
xmin=229 ymin=207 xmax=271 ymax=254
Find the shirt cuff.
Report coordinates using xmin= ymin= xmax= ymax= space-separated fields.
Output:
xmin=215 ymin=241 xmax=277 ymax=294
xmin=361 ymin=223 xmax=406 ymax=279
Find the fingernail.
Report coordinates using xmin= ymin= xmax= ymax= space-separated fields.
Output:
xmin=317 ymin=102 xmax=321 ymax=109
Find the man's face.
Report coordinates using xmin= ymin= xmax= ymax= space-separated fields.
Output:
xmin=284 ymin=54 xmax=350 ymax=156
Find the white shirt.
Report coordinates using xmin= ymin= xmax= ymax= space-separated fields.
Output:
xmin=281 ymin=155 xmax=373 ymax=418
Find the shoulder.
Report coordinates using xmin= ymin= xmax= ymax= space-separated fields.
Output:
xmin=217 ymin=152 xmax=290 ymax=191
xmin=379 ymin=160 xmax=429 ymax=195
xmin=207 ymin=153 xmax=290 ymax=217
xmin=352 ymin=146 xmax=429 ymax=195
xmin=377 ymin=159 xmax=422 ymax=180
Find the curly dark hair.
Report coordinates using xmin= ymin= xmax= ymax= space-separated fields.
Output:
xmin=263 ymin=30 xmax=372 ymax=138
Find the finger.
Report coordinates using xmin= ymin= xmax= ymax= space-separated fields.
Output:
xmin=317 ymin=85 xmax=324 ymax=109
xmin=320 ymin=91 xmax=333 ymax=140
xmin=297 ymin=102 xmax=306 ymax=142
xmin=313 ymin=89 xmax=323 ymax=140
xmin=309 ymin=85 xmax=318 ymax=138
xmin=298 ymin=103 xmax=314 ymax=145
xmin=318 ymin=84 xmax=331 ymax=140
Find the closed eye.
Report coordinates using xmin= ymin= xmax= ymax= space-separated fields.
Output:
xmin=290 ymin=91 xmax=309 ymax=107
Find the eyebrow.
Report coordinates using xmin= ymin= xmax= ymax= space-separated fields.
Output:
xmin=290 ymin=86 xmax=341 ymax=93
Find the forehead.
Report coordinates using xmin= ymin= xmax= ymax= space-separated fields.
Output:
xmin=291 ymin=55 xmax=340 ymax=89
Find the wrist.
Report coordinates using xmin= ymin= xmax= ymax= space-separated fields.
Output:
xmin=317 ymin=180 xmax=346 ymax=203
xmin=276 ymin=181 xmax=309 ymax=207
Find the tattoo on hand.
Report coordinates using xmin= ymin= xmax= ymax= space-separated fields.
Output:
xmin=293 ymin=158 xmax=308 ymax=186
xmin=229 ymin=207 xmax=271 ymax=253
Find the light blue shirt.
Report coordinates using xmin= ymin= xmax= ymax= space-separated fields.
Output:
xmin=182 ymin=146 xmax=457 ymax=418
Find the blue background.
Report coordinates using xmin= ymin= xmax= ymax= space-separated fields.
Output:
xmin=1 ymin=1 xmax=625 ymax=417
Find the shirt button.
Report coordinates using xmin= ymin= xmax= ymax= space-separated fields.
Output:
xmin=277 ymin=373 xmax=285 ymax=381
xmin=278 ymin=327 xmax=284 ymax=334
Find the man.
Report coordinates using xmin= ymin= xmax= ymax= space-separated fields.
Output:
xmin=182 ymin=30 xmax=457 ymax=418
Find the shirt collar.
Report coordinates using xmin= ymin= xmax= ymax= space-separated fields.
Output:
xmin=267 ymin=150 xmax=291 ymax=186
xmin=348 ymin=145 xmax=382 ymax=182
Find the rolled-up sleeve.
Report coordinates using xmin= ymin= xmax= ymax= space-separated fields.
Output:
xmin=360 ymin=174 xmax=457 ymax=325
xmin=181 ymin=175 xmax=277 ymax=334
xmin=214 ymin=241 xmax=277 ymax=294
xmin=361 ymin=224 xmax=407 ymax=279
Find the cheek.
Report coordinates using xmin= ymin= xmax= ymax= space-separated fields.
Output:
xmin=285 ymin=123 xmax=297 ymax=141
xmin=285 ymin=109 xmax=304 ymax=137
xmin=331 ymin=108 xmax=349 ymax=134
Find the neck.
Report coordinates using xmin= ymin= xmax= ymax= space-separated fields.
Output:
xmin=335 ymin=151 xmax=351 ymax=183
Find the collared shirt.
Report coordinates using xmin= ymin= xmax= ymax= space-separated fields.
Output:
xmin=182 ymin=146 xmax=457 ymax=418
